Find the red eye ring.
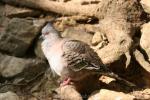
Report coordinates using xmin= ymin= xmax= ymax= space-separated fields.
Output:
xmin=44 ymin=32 xmax=49 ymax=35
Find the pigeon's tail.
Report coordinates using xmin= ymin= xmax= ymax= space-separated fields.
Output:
xmin=90 ymin=63 xmax=136 ymax=87
xmin=100 ymin=71 xmax=136 ymax=87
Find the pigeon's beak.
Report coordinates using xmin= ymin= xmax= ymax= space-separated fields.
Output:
xmin=39 ymin=35 xmax=44 ymax=41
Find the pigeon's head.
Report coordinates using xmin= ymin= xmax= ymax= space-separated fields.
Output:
xmin=40 ymin=22 xmax=59 ymax=40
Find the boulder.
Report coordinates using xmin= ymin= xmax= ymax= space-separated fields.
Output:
xmin=0 ymin=3 xmax=5 ymax=17
xmin=0 ymin=91 xmax=19 ymax=100
xmin=132 ymin=89 xmax=150 ymax=99
xmin=140 ymin=0 xmax=150 ymax=14
xmin=56 ymin=85 xmax=82 ymax=100
xmin=0 ymin=53 xmax=47 ymax=78
xmin=0 ymin=18 xmax=45 ymax=57
xmin=0 ymin=3 xmax=10 ymax=33
xmin=88 ymin=89 xmax=135 ymax=100
xmin=91 ymin=31 xmax=104 ymax=45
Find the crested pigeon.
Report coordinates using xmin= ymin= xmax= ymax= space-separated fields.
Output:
xmin=40 ymin=22 xmax=135 ymax=87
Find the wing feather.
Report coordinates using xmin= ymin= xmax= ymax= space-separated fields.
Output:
xmin=62 ymin=39 xmax=105 ymax=72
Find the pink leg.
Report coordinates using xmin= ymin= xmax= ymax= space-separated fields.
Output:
xmin=60 ymin=78 xmax=71 ymax=86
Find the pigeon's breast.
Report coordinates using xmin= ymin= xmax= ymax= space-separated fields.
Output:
xmin=49 ymin=52 xmax=64 ymax=76
xmin=42 ymin=40 xmax=66 ymax=76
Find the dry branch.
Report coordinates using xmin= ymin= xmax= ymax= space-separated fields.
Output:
xmin=2 ymin=0 xmax=143 ymax=23
xmin=133 ymin=49 xmax=150 ymax=73
xmin=96 ymin=17 xmax=133 ymax=64
xmin=1 ymin=0 xmax=98 ymax=17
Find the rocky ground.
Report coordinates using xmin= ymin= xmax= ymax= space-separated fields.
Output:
xmin=0 ymin=0 xmax=150 ymax=100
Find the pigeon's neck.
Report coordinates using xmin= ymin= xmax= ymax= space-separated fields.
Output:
xmin=43 ymin=33 xmax=62 ymax=47
xmin=49 ymin=32 xmax=61 ymax=40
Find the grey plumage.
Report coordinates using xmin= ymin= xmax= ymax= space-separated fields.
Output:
xmin=41 ymin=22 xmax=135 ymax=87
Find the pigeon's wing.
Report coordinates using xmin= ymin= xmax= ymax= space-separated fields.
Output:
xmin=61 ymin=39 xmax=136 ymax=87
xmin=62 ymin=39 xmax=106 ymax=72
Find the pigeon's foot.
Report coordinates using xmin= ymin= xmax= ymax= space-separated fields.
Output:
xmin=60 ymin=78 xmax=71 ymax=86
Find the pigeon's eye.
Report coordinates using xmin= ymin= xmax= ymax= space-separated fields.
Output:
xmin=44 ymin=32 xmax=49 ymax=35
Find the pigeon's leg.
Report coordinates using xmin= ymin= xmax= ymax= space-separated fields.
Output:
xmin=60 ymin=78 xmax=71 ymax=86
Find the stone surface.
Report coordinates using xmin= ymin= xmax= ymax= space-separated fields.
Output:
xmin=91 ymin=31 xmax=103 ymax=45
xmin=132 ymin=88 xmax=150 ymax=100
xmin=0 ymin=91 xmax=19 ymax=100
xmin=0 ymin=53 xmax=47 ymax=78
xmin=88 ymin=89 xmax=135 ymax=100
xmin=56 ymin=85 xmax=82 ymax=100
xmin=99 ymin=75 xmax=115 ymax=84
xmin=0 ymin=3 xmax=5 ymax=16
xmin=62 ymin=27 xmax=93 ymax=45
xmin=0 ymin=53 xmax=29 ymax=77
xmin=140 ymin=0 xmax=150 ymax=14
xmin=5 ymin=4 xmax=41 ymax=18
xmin=140 ymin=22 xmax=150 ymax=61
xmin=0 ymin=18 xmax=45 ymax=57
xmin=34 ymin=38 xmax=46 ymax=59
xmin=0 ymin=3 xmax=10 ymax=33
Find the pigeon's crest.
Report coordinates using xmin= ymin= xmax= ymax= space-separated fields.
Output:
xmin=42 ymin=22 xmax=57 ymax=35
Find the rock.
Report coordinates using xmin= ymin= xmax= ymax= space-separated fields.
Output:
xmin=0 ymin=53 xmax=29 ymax=77
xmin=91 ymin=31 xmax=108 ymax=50
xmin=91 ymin=31 xmax=104 ymax=45
xmin=0 ymin=91 xmax=19 ymax=100
xmin=140 ymin=0 xmax=150 ymax=14
xmin=0 ymin=18 xmax=45 ymax=57
xmin=4 ymin=5 xmax=41 ymax=18
xmin=0 ymin=3 xmax=10 ymax=33
xmin=132 ymin=88 xmax=150 ymax=99
xmin=140 ymin=22 xmax=150 ymax=61
xmin=0 ymin=3 xmax=5 ymax=16
xmin=56 ymin=85 xmax=82 ymax=100
xmin=34 ymin=38 xmax=46 ymax=59
xmin=99 ymin=75 xmax=115 ymax=84
xmin=18 ymin=58 xmax=47 ymax=83
xmin=62 ymin=27 xmax=93 ymax=45
xmin=0 ymin=53 xmax=47 ymax=78
xmin=0 ymin=17 xmax=10 ymax=33
xmin=88 ymin=89 xmax=135 ymax=100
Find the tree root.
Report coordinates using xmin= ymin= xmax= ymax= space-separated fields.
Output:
xmin=1 ymin=0 xmax=98 ymax=17
xmin=133 ymin=49 xmax=150 ymax=73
